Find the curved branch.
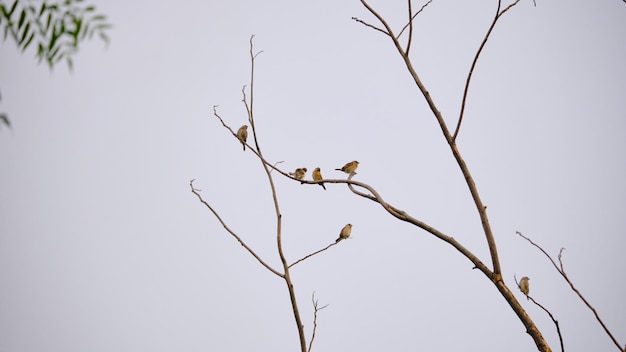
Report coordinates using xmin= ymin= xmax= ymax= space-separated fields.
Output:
xmin=453 ymin=0 xmax=521 ymax=141
xmin=189 ymin=179 xmax=283 ymax=278
xmin=517 ymin=232 xmax=625 ymax=351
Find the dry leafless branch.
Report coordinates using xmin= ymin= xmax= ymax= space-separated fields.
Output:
xmin=307 ymin=292 xmax=328 ymax=352
xmin=354 ymin=1 xmax=551 ymax=350
xmin=189 ymin=179 xmax=283 ymax=277
xmin=453 ymin=0 xmax=522 ymax=142
xmin=514 ymin=274 xmax=565 ymax=352
xmin=516 ymin=231 xmax=625 ymax=351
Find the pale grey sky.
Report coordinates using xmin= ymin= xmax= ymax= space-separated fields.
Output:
xmin=1 ymin=1 xmax=625 ymax=351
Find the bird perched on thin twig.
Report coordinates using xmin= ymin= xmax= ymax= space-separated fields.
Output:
xmin=336 ymin=160 xmax=359 ymax=175
xmin=312 ymin=167 xmax=326 ymax=190
xmin=236 ymin=125 xmax=248 ymax=151
xmin=519 ymin=276 xmax=530 ymax=298
xmin=336 ymin=224 xmax=352 ymax=243
xmin=289 ymin=168 xmax=307 ymax=182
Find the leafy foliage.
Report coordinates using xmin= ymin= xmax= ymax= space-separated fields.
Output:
xmin=0 ymin=0 xmax=111 ymax=130
xmin=0 ymin=0 xmax=111 ymax=71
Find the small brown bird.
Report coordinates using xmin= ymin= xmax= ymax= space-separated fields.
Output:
xmin=289 ymin=167 xmax=307 ymax=182
xmin=312 ymin=167 xmax=326 ymax=190
xmin=336 ymin=224 xmax=352 ymax=243
xmin=335 ymin=160 xmax=359 ymax=175
xmin=236 ymin=125 xmax=248 ymax=151
xmin=519 ymin=276 xmax=530 ymax=298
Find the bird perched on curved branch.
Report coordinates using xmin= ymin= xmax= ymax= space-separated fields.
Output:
xmin=236 ymin=125 xmax=248 ymax=151
xmin=290 ymin=168 xmax=307 ymax=182
xmin=336 ymin=160 xmax=359 ymax=175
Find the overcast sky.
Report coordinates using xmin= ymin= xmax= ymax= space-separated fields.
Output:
xmin=1 ymin=1 xmax=625 ymax=351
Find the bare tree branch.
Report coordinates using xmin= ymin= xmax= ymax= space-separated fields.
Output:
xmin=453 ymin=0 xmax=521 ymax=142
xmin=358 ymin=0 xmax=502 ymax=282
xmin=516 ymin=231 xmax=625 ymax=351
xmin=189 ymin=179 xmax=283 ymax=277
xmin=405 ymin=0 xmax=414 ymax=55
xmin=289 ymin=242 xmax=338 ymax=269
xmin=242 ymin=36 xmax=307 ymax=352
xmin=351 ymin=17 xmax=390 ymax=36
xmin=514 ymin=275 xmax=565 ymax=352
xmin=307 ymin=292 xmax=328 ymax=352
xmin=355 ymin=1 xmax=553 ymax=350
xmin=397 ymin=0 xmax=433 ymax=42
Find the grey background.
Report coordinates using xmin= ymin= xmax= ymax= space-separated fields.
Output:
xmin=1 ymin=1 xmax=625 ymax=351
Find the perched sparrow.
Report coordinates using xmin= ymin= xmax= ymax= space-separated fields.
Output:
xmin=335 ymin=160 xmax=359 ymax=175
xmin=289 ymin=167 xmax=307 ymax=181
xmin=336 ymin=224 xmax=352 ymax=243
xmin=236 ymin=125 xmax=248 ymax=151
xmin=312 ymin=167 xmax=326 ymax=190
xmin=519 ymin=276 xmax=530 ymax=298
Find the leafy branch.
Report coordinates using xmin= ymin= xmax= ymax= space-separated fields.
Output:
xmin=0 ymin=0 xmax=112 ymax=71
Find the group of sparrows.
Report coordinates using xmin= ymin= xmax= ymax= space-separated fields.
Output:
xmin=237 ymin=124 xmax=355 ymax=243
xmin=289 ymin=160 xmax=359 ymax=191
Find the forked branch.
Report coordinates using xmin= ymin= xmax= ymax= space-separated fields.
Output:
xmin=307 ymin=292 xmax=328 ymax=352
xmin=516 ymin=231 xmax=625 ymax=351
xmin=453 ymin=0 xmax=521 ymax=141
xmin=189 ymin=179 xmax=283 ymax=277
xmin=354 ymin=1 xmax=552 ymax=350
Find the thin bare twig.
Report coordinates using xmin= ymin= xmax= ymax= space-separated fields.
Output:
xmin=529 ymin=296 xmax=565 ymax=352
xmin=453 ymin=0 xmax=521 ymax=142
xmin=307 ymin=292 xmax=329 ymax=352
xmin=289 ymin=242 xmax=338 ymax=269
xmin=351 ymin=16 xmax=390 ymax=36
xmin=189 ymin=179 xmax=283 ymax=277
xmin=516 ymin=232 xmax=625 ymax=351
xmin=514 ymin=275 xmax=565 ymax=352
xmin=397 ymin=0 xmax=433 ymax=41
xmin=405 ymin=0 xmax=414 ymax=55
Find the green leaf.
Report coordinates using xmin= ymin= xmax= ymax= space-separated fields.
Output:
xmin=80 ymin=21 xmax=88 ymax=39
xmin=48 ymin=24 xmax=58 ymax=50
xmin=0 ymin=113 xmax=11 ymax=130
xmin=17 ymin=8 xmax=26 ymax=29
xmin=21 ymin=31 xmax=34 ymax=51
xmin=19 ymin=21 xmax=30 ymax=44
xmin=48 ymin=44 xmax=60 ymax=61
xmin=98 ymin=31 xmax=108 ymax=46
xmin=7 ymin=0 xmax=18 ymax=18
xmin=2 ymin=22 xmax=9 ymax=40
xmin=45 ymin=12 xmax=52 ymax=31
xmin=38 ymin=2 xmax=47 ymax=17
